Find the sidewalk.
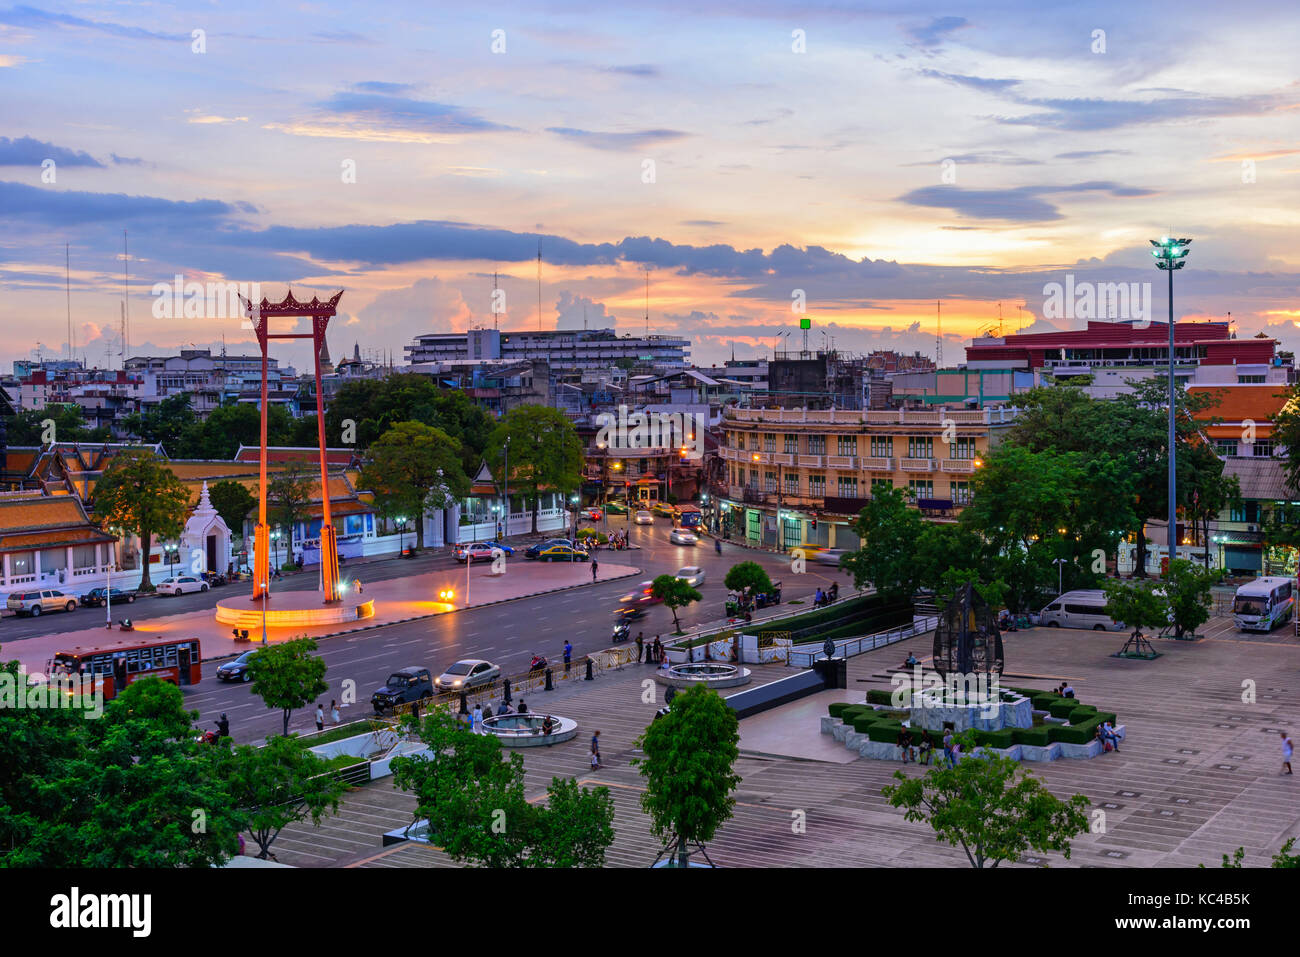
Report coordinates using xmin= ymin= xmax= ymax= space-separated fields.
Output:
xmin=5 ymin=560 xmax=641 ymax=674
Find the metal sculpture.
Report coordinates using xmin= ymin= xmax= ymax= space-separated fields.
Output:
xmin=931 ymin=582 xmax=1004 ymax=680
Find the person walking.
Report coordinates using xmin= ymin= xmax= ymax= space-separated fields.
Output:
xmin=564 ymin=640 xmax=573 ymax=675
xmin=472 ymin=703 xmax=483 ymax=731
xmin=315 ymin=704 xmax=325 ymax=732
xmin=635 ymin=632 xmax=644 ymax=663
xmin=330 ymin=699 xmax=340 ymax=724
xmin=590 ymin=730 xmax=602 ymax=770
xmin=591 ymin=557 xmax=599 ymax=581
xmin=1282 ymin=731 xmax=1294 ymax=775
xmin=714 ymin=537 xmax=722 ymax=555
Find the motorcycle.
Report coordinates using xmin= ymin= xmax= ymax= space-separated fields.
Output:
xmin=612 ymin=620 xmax=631 ymax=643
xmin=529 ymin=654 xmax=548 ymax=672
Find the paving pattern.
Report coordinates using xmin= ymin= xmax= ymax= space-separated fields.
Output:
xmin=271 ymin=614 xmax=1299 ymax=868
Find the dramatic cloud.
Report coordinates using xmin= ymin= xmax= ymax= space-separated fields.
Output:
xmin=0 ymin=135 xmax=103 ymax=167
xmin=316 ymin=91 xmax=517 ymax=134
xmin=898 ymin=182 xmax=1158 ymax=223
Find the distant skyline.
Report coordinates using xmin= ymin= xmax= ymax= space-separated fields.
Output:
xmin=1 ymin=1 xmax=1297 ymax=372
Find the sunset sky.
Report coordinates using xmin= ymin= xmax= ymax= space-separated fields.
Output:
xmin=1 ymin=1 xmax=1298 ymax=372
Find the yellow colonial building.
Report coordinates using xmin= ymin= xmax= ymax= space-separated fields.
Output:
xmin=713 ymin=405 xmax=1019 ymax=550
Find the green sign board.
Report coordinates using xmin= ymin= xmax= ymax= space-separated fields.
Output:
xmin=799 ymin=317 xmax=811 ymax=330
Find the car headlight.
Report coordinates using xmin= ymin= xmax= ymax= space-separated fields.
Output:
xmin=453 ymin=680 xmax=462 ymax=687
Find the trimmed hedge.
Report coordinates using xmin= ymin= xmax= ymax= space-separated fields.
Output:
xmin=1031 ymin=693 xmax=1061 ymax=710
xmin=1068 ymin=705 xmax=1098 ymax=724
xmin=1012 ymin=727 xmax=1050 ymax=747
xmin=866 ymin=689 xmax=898 ymax=706
xmin=852 ymin=714 xmax=881 ymax=734
xmin=828 ymin=702 xmax=853 ymax=718
xmin=1048 ymin=700 xmax=1083 ymax=719
xmin=1048 ymin=723 xmax=1094 ymax=745
xmin=867 ymin=721 xmax=904 ymax=743
xmin=974 ymin=729 xmax=1015 ymax=749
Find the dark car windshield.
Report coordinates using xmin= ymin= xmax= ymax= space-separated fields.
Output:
xmin=445 ymin=662 xmax=473 ymax=675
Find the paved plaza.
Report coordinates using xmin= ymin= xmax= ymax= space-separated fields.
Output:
xmin=269 ymin=612 xmax=1300 ymax=868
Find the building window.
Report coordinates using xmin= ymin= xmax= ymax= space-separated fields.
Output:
xmin=808 ymin=474 xmax=826 ymax=497
xmin=736 ymin=433 xmax=745 ymax=451
xmin=870 ymin=436 xmax=893 ymax=458
xmin=808 ymin=435 xmax=826 ymax=455
xmin=948 ymin=437 xmax=975 ymax=460
xmin=784 ymin=434 xmax=798 ymax=454
xmin=764 ymin=433 xmax=775 ymax=452
xmin=1238 ymin=375 xmax=1266 ymax=384
xmin=837 ymin=436 xmax=857 ymax=457
xmin=765 ymin=471 xmax=777 ymax=493
xmin=951 ymin=481 xmax=972 ymax=505
xmin=907 ymin=437 xmax=934 ymax=459
xmin=1251 ymin=441 xmax=1274 ymax=457
xmin=871 ymin=478 xmax=892 ymax=492
xmin=907 ymin=479 xmax=933 ymax=500
xmin=1215 ymin=439 xmax=1237 ymax=458
xmin=838 ymin=476 xmax=859 ymax=497
xmin=784 ymin=472 xmax=798 ymax=495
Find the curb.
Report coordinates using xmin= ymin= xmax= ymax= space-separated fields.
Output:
xmin=203 ymin=566 xmax=643 ymax=663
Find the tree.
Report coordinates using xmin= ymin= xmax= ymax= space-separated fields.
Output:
xmin=842 ymin=486 xmax=926 ymax=601
xmin=209 ymin=480 xmax=256 ymax=544
xmin=1217 ymin=837 xmax=1298 ymax=869
xmin=267 ymin=462 xmax=314 ymax=562
xmin=6 ymin=404 xmax=108 ymax=445
xmin=391 ymin=708 xmax=614 ymax=867
xmin=633 ymin=684 xmax=741 ymax=867
xmin=121 ymin=392 xmax=196 ymax=452
xmin=1101 ymin=578 xmax=1168 ymax=640
xmin=89 ymin=448 xmax=190 ymax=592
xmin=246 ymin=637 xmax=330 ymax=736
xmin=882 ymin=730 xmax=1090 ymax=868
xmin=1163 ymin=558 xmax=1218 ymax=638
xmin=651 ymin=574 xmax=702 ymax=633
xmin=360 ymin=421 xmax=469 ymax=550
xmin=0 ymin=672 xmax=242 ymax=867
xmin=224 ymin=734 xmax=346 ymax=860
xmin=723 ymin=561 xmax=773 ymax=600
xmin=173 ymin=400 xmax=296 ymax=459
xmin=486 ymin=406 xmax=583 ymax=534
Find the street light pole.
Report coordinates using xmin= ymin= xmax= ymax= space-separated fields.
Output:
xmin=1152 ymin=236 xmax=1192 ymax=569
xmin=503 ymin=436 xmax=510 ymax=540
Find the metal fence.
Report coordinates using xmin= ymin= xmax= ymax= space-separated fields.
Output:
xmin=786 ymin=615 xmax=940 ymax=669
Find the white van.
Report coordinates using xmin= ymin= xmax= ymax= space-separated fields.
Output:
xmin=1038 ymin=590 xmax=1126 ymax=631
xmin=1232 ymin=577 xmax=1294 ymax=632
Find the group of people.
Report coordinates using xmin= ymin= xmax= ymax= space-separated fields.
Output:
xmin=635 ymin=633 xmax=667 ymax=665
xmin=1055 ymin=682 xmax=1076 ymax=699
xmin=895 ymin=727 xmax=937 ymax=765
xmin=606 ymin=530 xmax=629 ymax=549
xmin=1095 ymin=720 xmax=1123 ymax=753
xmin=314 ymin=699 xmax=343 ymax=730
xmin=813 ymin=583 xmax=840 ymax=607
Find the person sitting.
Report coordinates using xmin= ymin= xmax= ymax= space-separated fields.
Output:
xmin=828 ymin=582 xmax=839 ymax=602
xmin=1061 ymin=683 xmax=1076 ymax=699
xmin=541 ymin=716 xmax=554 ymax=736
xmin=497 ymin=701 xmax=512 ymax=716
xmin=918 ymin=730 xmax=934 ymax=765
xmin=1100 ymin=720 xmax=1121 ymax=752
xmin=897 ymin=727 xmax=914 ymax=763
xmin=517 ymin=699 xmax=528 ymax=714
xmin=904 ymin=652 xmax=919 ymax=668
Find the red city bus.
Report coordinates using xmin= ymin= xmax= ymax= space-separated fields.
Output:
xmin=49 ymin=637 xmax=202 ymax=701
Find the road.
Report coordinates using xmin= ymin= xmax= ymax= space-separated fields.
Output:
xmin=13 ymin=519 xmax=851 ymax=743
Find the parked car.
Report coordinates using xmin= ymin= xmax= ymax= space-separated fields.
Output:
xmin=669 ymin=528 xmax=698 ymax=546
xmin=455 ymin=542 xmax=497 ymax=563
xmin=535 ymin=543 xmax=589 ymax=562
xmin=525 ymin=538 xmax=574 ymax=559
xmin=434 ymin=658 xmax=501 ymax=692
xmin=634 ymin=510 xmax=654 ymax=525
xmin=216 ymin=649 xmax=257 ymax=683
xmin=604 ymin=501 xmax=630 ymax=514
xmin=155 ymin=576 xmax=209 ymax=596
xmin=482 ymin=540 xmax=515 ymax=556
xmin=676 ymin=566 xmax=706 ymax=587
xmin=371 ymin=667 xmax=434 ymax=713
xmin=7 ymin=589 xmax=77 ymax=617
xmin=580 ymin=507 xmax=603 ymax=521
xmin=79 ymin=586 xmax=137 ymax=608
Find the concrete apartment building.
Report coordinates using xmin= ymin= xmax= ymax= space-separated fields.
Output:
xmin=405 ymin=327 xmax=690 ymax=373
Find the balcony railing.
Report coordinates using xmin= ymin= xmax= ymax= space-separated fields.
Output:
xmin=826 ymin=455 xmax=856 ymax=469
xmin=940 ymin=459 xmax=976 ymax=473
xmin=797 ymin=454 xmax=824 ymax=468
xmin=901 ymin=457 xmax=937 ymax=472
xmin=859 ymin=456 xmax=893 ymax=471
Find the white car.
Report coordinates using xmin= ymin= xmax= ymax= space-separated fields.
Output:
xmin=455 ymin=542 xmax=497 ymax=563
xmin=669 ymin=528 xmax=698 ymax=545
xmin=156 ymin=575 xmax=208 ymax=596
xmin=634 ymin=510 xmax=654 ymax=525
xmin=676 ymin=566 xmax=706 ymax=587
xmin=434 ymin=658 xmax=501 ymax=691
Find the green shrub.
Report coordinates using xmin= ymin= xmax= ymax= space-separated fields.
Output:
xmin=1068 ymin=705 xmax=1098 ymax=723
xmin=1012 ymin=727 xmax=1050 ymax=747
xmin=1031 ymin=694 xmax=1060 ymax=710
xmin=866 ymin=689 xmax=897 ymax=706
xmin=1048 ymin=700 xmax=1081 ymax=719
xmin=851 ymin=714 xmax=881 ymax=734
xmin=973 ymin=729 xmax=1014 ymax=749
xmin=1093 ymin=711 xmax=1117 ymax=726
xmin=828 ymin=702 xmax=853 ymax=718
xmin=867 ymin=721 xmax=904 ymax=743
xmin=1048 ymin=723 xmax=1095 ymax=745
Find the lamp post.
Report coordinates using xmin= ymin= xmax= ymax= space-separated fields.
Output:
xmin=502 ymin=435 xmax=510 ymax=540
xmin=570 ymin=494 xmax=580 ymax=561
xmin=167 ymin=543 xmax=178 ymax=579
xmin=1052 ymin=557 xmax=1068 ymax=597
xmin=1151 ymin=235 xmax=1192 ymax=567
xmin=396 ymin=516 xmax=407 ymax=557
xmin=271 ymin=529 xmax=281 ymax=573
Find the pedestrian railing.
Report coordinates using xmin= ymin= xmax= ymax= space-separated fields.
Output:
xmin=786 ymin=615 xmax=940 ymax=669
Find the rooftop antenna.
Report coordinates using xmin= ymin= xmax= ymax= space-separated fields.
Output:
xmin=644 ymin=267 xmax=650 ymax=337
xmin=997 ymin=301 xmax=1003 ymax=337
xmin=492 ymin=270 xmax=500 ymax=330
xmin=935 ymin=300 xmax=943 ymax=367
xmin=65 ymin=243 xmax=74 ymax=361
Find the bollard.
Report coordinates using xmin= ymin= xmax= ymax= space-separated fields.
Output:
xmin=544 ymin=667 xmax=554 ymax=691
xmin=459 ymin=691 xmax=469 ymax=714
xmin=503 ymin=678 xmax=512 ymax=704
xmin=585 ymin=657 xmax=594 ymax=681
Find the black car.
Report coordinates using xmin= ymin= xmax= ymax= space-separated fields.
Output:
xmin=79 ymin=587 xmax=137 ymax=608
xmin=216 ymin=650 xmax=257 ymax=683
xmin=371 ymin=667 xmax=434 ymax=713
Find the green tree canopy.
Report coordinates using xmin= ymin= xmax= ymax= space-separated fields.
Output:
xmin=1162 ymin=558 xmax=1218 ymax=638
xmin=1101 ymin=578 xmax=1169 ymax=640
xmin=882 ymin=730 xmax=1090 ymax=868
xmin=651 ymin=574 xmax=702 ymax=633
xmin=89 ymin=448 xmax=190 ymax=591
xmin=267 ymin=462 xmax=314 ymax=559
xmin=486 ymin=406 xmax=583 ymax=534
xmin=359 ymin=421 xmax=470 ymax=549
xmin=7 ymin=404 xmax=108 ymax=445
xmin=723 ymin=561 xmax=773 ymax=598
xmin=121 ymin=392 xmax=197 ymax=452
xmin=246 ymin=637 xmax=330 ymax=736
xmin=842 ymin=486 xmax=926 ymax=602
xmin=208 ymin=480 xmax=256 ymax=543
xmin=633 ymin=685 xmax=741 ymax=867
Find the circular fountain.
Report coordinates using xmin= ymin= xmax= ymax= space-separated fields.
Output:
xmin=659 ymin=662 xmax=751 ymax=689
xmin=480 ymin=712 xmax=578 ymax=747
